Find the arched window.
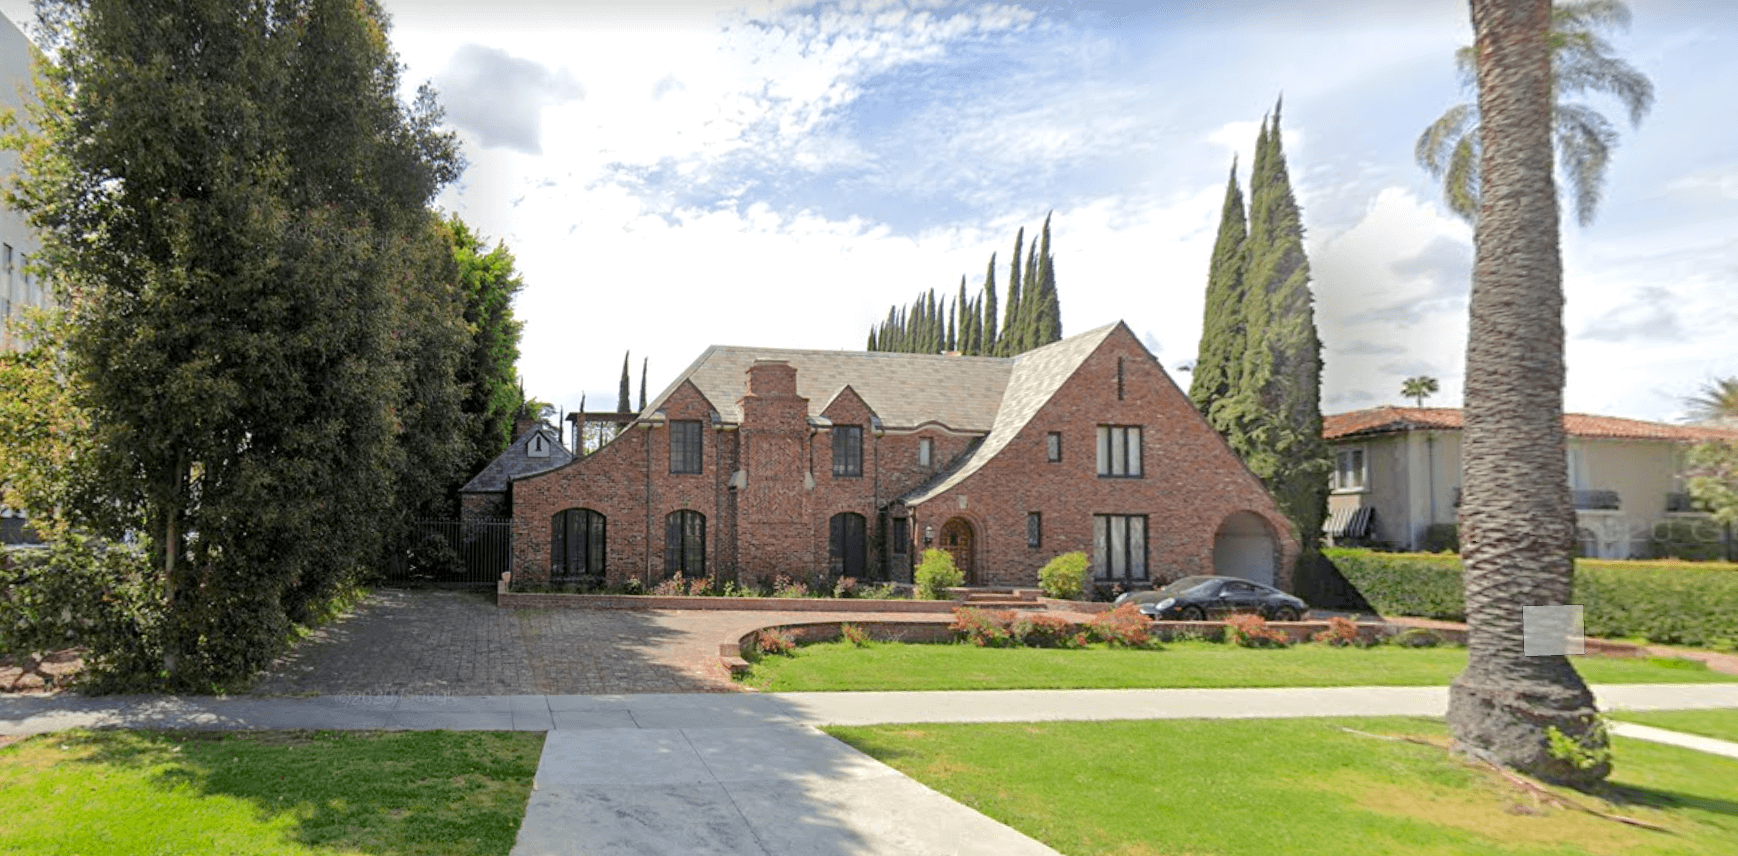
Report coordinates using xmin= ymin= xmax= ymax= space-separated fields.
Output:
xmin=830 ymin=512 xmax=866 ymax=578
xmin=665 ymin=510 xmax=706 ymax=576
xmin=551 ymin=508 xmax=606 ymax=580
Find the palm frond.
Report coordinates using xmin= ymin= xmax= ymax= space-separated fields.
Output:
xmin=1444 ymin=136 xmax=1480 ymax=224
xmin=1685 ymin=378 xmax=1738 ymax=422
xmin=1555 ymin=103 xmax=1617 ymax=226
xmin=1415 ymin=103 xmax=1474 ymax=177
xmin=1554 ymin=48 xmax=1654 ymax=126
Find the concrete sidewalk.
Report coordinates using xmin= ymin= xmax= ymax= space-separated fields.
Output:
xmin=7 ymin=683 xmax=1738 ymax=735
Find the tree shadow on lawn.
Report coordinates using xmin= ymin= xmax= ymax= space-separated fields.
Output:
xmin=39 ymin=728 xmax=541 ymax=856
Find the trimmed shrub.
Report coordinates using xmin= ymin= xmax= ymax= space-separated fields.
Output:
xmin=1329 ymin=547 xmax=1738 ymax=649
xmin=1012 ymin=613 xmax=1084 ymax=649
xmin=1225 ymin=613 xmax=1290 ymax=648
xmin=1037 ymin=551 xmax=1090 ymax=600
xmin=1085 ymin=603 xmax=1151 ymax=648
xmin=1310 ymin=615 xmax=1371 ymax=647
xmin=950 ymin=607 xmax=1017 ymax=647
xmin=653 ymin=572 xmax=688 ymax=597
xmin=1649 ymin=519 xmax=1730 ymax=562
xmin=839 ymin=622 xmax=871 ymax=647
xmin=832 ymin=576 xmax=859 ymax=599
xmin=1421 ymin=523 xmax=1460 ymax=554
xmin=754 ymin=629 xmax=796 ymax=657
xmin=915 ymin=549 xmax=964 ymax=600
xmin=1389 ymin=627 xmax=1445 ymax=648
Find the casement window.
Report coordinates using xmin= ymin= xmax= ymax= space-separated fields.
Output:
xmin=1027 ymin=512 xmax=1042 ymax=549
xmin=833 ymin=425 xmax=863 ymax=477
xmin=918 ymin=437 xmax=933 ymax=467
xmin=1093 ymin=514 xmax=1147 ymax=581
xmin=551 ymin=508 xmax=606 ymax=580
xmin=670 ymin=420 xmax=703 ymax=474
xmin=830 ymin=512 xmax=867 ymax=577
xmin=1332 ymin=448 xmax=1366 ymax=491
xmin=1046 ymin=432 xmax=1062 ymax=462
xmin=664 ymin=510 xmax=705 ymax=576
xmin=1095 ymin=425 xmax=1143 ymax=477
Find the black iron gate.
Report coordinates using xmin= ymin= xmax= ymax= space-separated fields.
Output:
xmin=386 ymin=518 xmax=512 ymax=587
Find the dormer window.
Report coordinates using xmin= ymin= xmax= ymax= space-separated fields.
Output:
xmin=528 ymin=432 xmax=551 ymax=458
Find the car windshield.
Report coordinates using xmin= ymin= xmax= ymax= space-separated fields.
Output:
xmin=1154 ymin=576 xmax=1219 ymax=597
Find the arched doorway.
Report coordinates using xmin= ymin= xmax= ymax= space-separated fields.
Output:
xmin=940 ymin=517 xmax=976 ymax=585
xmin=1212 ymin=511 xmax=1276 ymax=586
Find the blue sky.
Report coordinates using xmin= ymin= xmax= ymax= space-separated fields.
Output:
xmin=5 ymin=0 xmax=1733 ymax=422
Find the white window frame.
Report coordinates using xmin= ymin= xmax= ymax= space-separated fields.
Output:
xmin=1332 ymin=447 xmax=1366 ymax=492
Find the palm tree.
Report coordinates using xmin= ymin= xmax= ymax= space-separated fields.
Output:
xmin=1401 ymin=375 xmax=1440 ymax=408
xmin=1448 ymin=0 xmax=1609 ymax=787
xmin=1684 ymin=378 xmax=1738 ymax=423
xmin=1416 ymin=0 xmax=1653 ymax=227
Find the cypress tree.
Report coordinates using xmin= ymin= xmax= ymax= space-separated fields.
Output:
xmin=1034 ymin=212 xmax=1061 ymax=345
xmin=983 ymin=254 xmax=999 ymax=354
xmin=1191 ymin=159 xmax=1249 ymax=422
xmin=1221 ymin=102 xmax=1330 ymax=559
xmin=618 ymin=351 xmax=632 ymax=414
xmin=639 ymin=357 xmax=648 ymax=411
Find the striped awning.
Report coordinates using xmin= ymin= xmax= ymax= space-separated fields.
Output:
xmin=1323 ymin=505 xmax=1374 ymax=539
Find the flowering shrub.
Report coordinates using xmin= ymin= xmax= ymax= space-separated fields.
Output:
xmin=754 ymin=629 xmax=796 ymax=657
xmin=688 ymin=575 xmax=717 ymax=596
xmin=832 ymin=576 xmax=859 ymax=599
xmin=1225 ymin=613 xmax=1290 ymax=648
xmin=1013 ymin=613 xmax=1083 ymax=648
xmin=1310 ymin=615 xmax=1371 ymax=647
xmin=653 ymin=573 xmax=688 ymax=597
xmin=1037 ymin=552 xmax=1090 ymax=600
xmin=951 ymin=607 xmax=1017 ymax=647
xmin=1086 ymin=604 xmax=1151 ymax=648
xmin=839 ymin=622 xmax=871 ymax=647
xmin=772 ymin=575 xmax=810 ymax=598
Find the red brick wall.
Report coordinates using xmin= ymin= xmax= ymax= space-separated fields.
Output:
xmin=907 ymin=325 xmax=1299 ymax=590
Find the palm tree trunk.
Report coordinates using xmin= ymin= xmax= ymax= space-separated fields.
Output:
xmin=1447 ymin=0 xmax=1609 ymax=787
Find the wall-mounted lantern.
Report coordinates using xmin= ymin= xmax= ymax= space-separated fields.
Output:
xmin=923 ymin=525 xmax=934 ymax=546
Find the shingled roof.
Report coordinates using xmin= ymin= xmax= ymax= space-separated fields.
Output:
xmin=1324 ymin=406 xmax=1738 ymax=443
xmin=902 ymin=323 xmax=1122 ymax=505
xmin=640 ymin=342 xmax=1019 ymax=431
xmin=461 ymin=424 xmax=573 ymax=493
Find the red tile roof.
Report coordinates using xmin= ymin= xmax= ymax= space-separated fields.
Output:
xmin=1323 ymin=406 xmax=1738 ymax=443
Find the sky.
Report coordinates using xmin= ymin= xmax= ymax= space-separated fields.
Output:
xmin=3 ymin=0 xmax=1733 ymax=424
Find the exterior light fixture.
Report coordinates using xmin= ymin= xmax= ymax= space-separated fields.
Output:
xmin=923 ymin=525 xmax=934 ymax=546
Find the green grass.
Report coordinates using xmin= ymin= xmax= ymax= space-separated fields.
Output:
xmin=826 ymin=716 xmax=1738 ymax=856
xmin=737 ymin=640 xmax=1738 ymax=692
xmin=0 ymin=729 xmax=543 ymax=856
xmin=1612 ymin=709 xmax=1738 ymax=744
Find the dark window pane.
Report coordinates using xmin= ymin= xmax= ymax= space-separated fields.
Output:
xmin=1027 ymin=512 xmax=1042 ymax=548
xmin=1047 ymin=432 xmax=1061 ymax=462
xmin=833 ymin=426 xmax=863 ymax=477
xmin=670 ymin=421 xmax=702 ymax=473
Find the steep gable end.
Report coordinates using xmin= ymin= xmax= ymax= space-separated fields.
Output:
xmin=461 ymin=424 xmax=574 ymax=493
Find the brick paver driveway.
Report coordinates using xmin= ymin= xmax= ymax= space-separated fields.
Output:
xmin=248 ymin=589 xmax=947 ymax=696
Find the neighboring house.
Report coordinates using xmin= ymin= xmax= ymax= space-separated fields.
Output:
xmin=1323 ymin=406 xmax=1738 ymax=558
xmin=0 ymin=13 xmax=44 ymax=354
xmin=496 ymin=322 xmax=1299 ymax=590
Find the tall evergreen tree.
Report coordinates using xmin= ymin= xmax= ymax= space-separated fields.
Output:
xmin=639 ymin=357 xmax=648 ymax=411
xmin=618 ymin=352 xmax=632 ymax=413
xmin=1191 ymin=160 xmax=1250 ymax=419
xmin=1033 ymin=212 xmax=1062 ymax=345
xmin=1213 ymin=103 xmax=1331 ymax=563
xmin=983 ymin=254 xmax=999 ymax=353
xmin=446 ymin=215 xmax=526 ymax=479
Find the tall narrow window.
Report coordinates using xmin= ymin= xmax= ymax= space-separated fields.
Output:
xmin=1116 ymin=357 xmax=1125 ymax=400
xmin=670 ymin=420 xmax=703 ymax=474
xmin=1027 ymin=512 xmax=1042 ymax=549
xmin=1092 ymin=514 xmax=1147 ymax=581
xmin=1332 ymin=448 xmax=1365 ymax=491
xmin=664 ymin=510 xmax=706 ymax=576
xmin=551 ymin=508 xmax=606 ymax=580
xmin=1095 ymin=425 xmax=1143 ymax=477
xmin=833 ymin=425 xmax=863 ymax=477
xmin=918 ymin=437 xmax=933 ymax=467
xmin=1046 ymin=432 xmax=1062 ymax=462
xmin=830 ymin=512 xmax=867 ymax=577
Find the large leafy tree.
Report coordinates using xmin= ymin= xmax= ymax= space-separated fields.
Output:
xmin=1448 ymin=0 xmax=1609 ymax=786
xmin=446 ymin=215 xmax=526 ymax=479
xmin=9 ymin=0 xmax=461 ymax=687
xmin=1416 ymin=0 xmax=1653 ymax=226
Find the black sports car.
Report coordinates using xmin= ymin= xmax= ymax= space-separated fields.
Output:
xmin=1114 ymin=575 xmax=1308 ymax=621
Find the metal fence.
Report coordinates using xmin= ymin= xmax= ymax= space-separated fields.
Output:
xmin=384 ymin=517 xmax=512 ymax=587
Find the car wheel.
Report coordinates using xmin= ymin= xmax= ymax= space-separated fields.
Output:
xmin=1272 ymin=606 xmax=1300 ymax=622
xmin=1180 ymin=605 xmax=1206 ymax=622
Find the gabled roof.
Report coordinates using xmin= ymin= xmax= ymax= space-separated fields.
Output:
xmin=1324 ymin=406 xmax=1738 ymax=443
xmin=640 ymin=343 xmax=1018 ymax=431
xmin=901 ymin=322 xmax=1123 ymax=504
xmin=461 ymin=424 xmax=574 ymax=493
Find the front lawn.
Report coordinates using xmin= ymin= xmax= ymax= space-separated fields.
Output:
xmin=737 ymin=639 xmax=1738 ymax=692
xmin=1612 ymin=709 xmax=1738 ymax=744
xmin=0 ymin=729 xmax=543 ymax=856
xmin=827 ymin=717 xmax=1738 ymax=856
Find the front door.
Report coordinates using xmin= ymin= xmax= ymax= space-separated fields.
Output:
xmin=940 ymin=517 xmax=975 ymax=585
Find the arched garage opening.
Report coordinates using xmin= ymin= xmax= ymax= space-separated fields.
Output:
xmin=1213 ymin=511 xmax=1276 ymax=586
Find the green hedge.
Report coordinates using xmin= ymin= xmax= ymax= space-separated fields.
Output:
xmin=1325 ymin=548 xmax=1738 ymax=649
